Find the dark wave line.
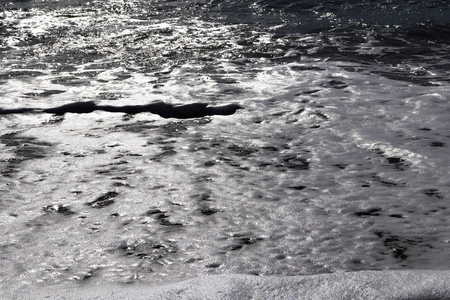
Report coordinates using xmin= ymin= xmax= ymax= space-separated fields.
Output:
xmin=0 ymin=101 xmax=243 ymax=119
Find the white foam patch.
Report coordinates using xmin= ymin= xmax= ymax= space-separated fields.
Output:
xmin=9 ymin=271 xmax=450 ymax=299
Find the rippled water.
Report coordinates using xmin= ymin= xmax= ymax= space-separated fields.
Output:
xmin=0 ymin=0 xmax=449 ymax=292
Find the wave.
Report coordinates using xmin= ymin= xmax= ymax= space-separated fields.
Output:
xmin=10 ymin=270 xmax=450 ymax=299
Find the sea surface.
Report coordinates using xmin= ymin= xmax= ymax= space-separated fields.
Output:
xmin=0 ymin=0 xmax=449 ymax=293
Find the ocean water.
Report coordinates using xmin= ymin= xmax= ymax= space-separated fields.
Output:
xmin=0 ymin=0 xmax=449 ymax=294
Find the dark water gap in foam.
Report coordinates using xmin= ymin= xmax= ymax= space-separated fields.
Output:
xmin=0 ymin=101 xmax=243 ymax=119
xmin=0 ymin=132 xmax=52 ymax=177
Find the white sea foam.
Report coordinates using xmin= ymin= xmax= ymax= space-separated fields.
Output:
xmin=6 ymin=271 xmax=450 ymax=299
xmin=0 ymin=1 xmax=449 ymax=295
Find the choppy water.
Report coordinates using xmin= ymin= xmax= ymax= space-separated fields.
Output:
xmin=1 ymin=0 xmax=449 ymax=292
